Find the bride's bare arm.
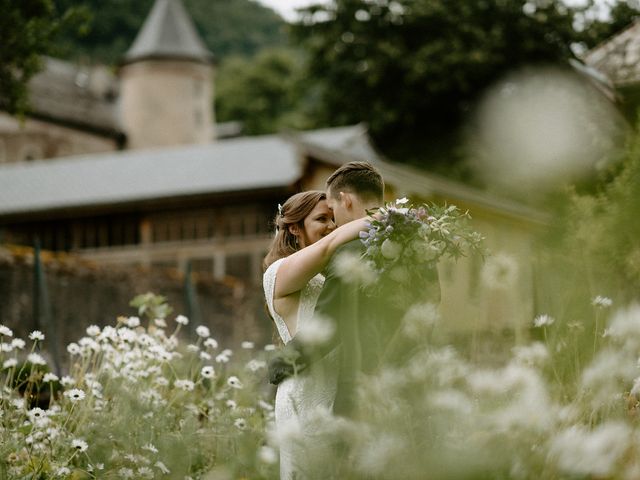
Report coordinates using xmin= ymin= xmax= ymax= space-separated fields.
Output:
xmin=274 ymin=217 xmax=371 ymax=298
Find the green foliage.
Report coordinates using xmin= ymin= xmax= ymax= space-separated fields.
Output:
xmin=566 ymin=130 xmax=640 ymax=298
xmin=215 ymin=48 xmax=314 ymax=134
xmin=0 ymin=0 xmax=84 ymax=115
xmin=52 ymin=0 xmax=287 ymax=65
xmin=291 ymin=0 xmax=581 ymax=172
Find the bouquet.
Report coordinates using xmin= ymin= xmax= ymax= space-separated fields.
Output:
xmin=359 ymin=198 xmax=484 ymax=300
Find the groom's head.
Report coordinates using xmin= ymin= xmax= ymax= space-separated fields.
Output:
xmin=325 ymin=161 xmax=384 ymax=226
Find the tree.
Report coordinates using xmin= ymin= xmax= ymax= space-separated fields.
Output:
xmin=0 ymin=0 xmax=82 ymax=115
xmin=579 ymin=0 xmax=640 ymax=49
xmin=291 ymin=0 xmax=582 ymax=173
xmin=52 ymin=0 xmax=287 ymax=65
xmin=215 ymin=48 xmax=312 ymax=134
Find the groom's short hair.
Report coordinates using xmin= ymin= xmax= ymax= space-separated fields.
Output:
xmin=326 ymin=161 xmax=384 ymax=203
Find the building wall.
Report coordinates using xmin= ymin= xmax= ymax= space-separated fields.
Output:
xmin=119 ymin=60 xmax=215 ymax=149
xmin=0 ymin=113 xmax=119 ymax=164
xmin=0 ymin=246 xmax=272 ymax=366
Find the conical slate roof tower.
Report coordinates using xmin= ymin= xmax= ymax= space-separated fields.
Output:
xmin=119 ymin=0 xmax=215 ymax=149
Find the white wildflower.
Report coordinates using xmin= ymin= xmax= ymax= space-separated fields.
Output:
xmin=29 ymin=330 xmax=45 ymax=341
xmin=126 ymin=316 xmax=140 ymax=328
xmin=264 ymin=344 xmax=276 ymax=351
xmin=137 ymin=466 xmax=154 ymax=478
xmin=354 ymin=434 xmax=406 ymax=477
xmin=226 ymin=399 xmax=237 ymax=409
xmin=27 ymin=353 xmax=46 ymax=365
xmin=67 ymin=343 xmax=81 ymax=355
xmin=154 ymin=376 xmax=169 ymax=387
xmin=603 ymin=304 xmax=640 ymax=348
xmin=153 ymin=318 xmax=167 ymax=328
xmin=258 ymin=399 xmax=274 ymax=411
xmin=201 ymin=366 xmax=215 ymax=379
xmin=333 ymin=251 xmax=376 ymax=285
xmin=155 ymin=461 xmax=170 ymax=474
xmin=533 ymin=314 xmax=555 ymax=327
xmin=296 ymin=315 xmax=335 ymax=346
xmin=64 ymin=389 xmax=86 ymax=402
xmin=175 ymin=314 xmax=189 ymax=325
xmin=227 ymin=376 xmax=243 ymax=389
xmin=246 ymin=359 xmax=266 ymax=372
xmin=27 ymin=408 xmax=46 ymax=420
xmin=481 ymin=252 xmax=519 ymax=289
xmin=593 ymin=295 xmax=613 ymax=308
xmin=200 ymin=351 xmax=212 ymax=361
xmin=86 ymin=325 xmax=100 ymax=337
xmin=72 ymin=439 xmax=88 ymax=452
xmin=549 ymin=422 xmax=632 ymax=478
xmin=55 ymin=467 xmax=71 ymax=476
xmin=234 ymin=418 xmax=247 ymax=430
xmin=142 ymin=443 xmax=158 ymax=453
xmin=215 ymin=353 xmax=230 ymax=363
xmin=187 ymin=344 xmax=200 ymax=352
xmin=0 ymin=343 xmax=12 ymax=352
xmin=396 ymin=197 xmax=409 ymax=205
xmin=204 ymin=337 xmax=218 ymax=349
xmin=258 ymin=445 xmax=278 ymax=464
xmin=512 ymin=342 xmax=549 ymax=366
xmin=60 ymin=376 xmax=75 ymax=387
xmin=402 ymin=303 xmax=439 ymax=338
xmin=175 ymin=379 xmax=195 ymax=392
xmin=196 ymin=325 xmax=210 ymax=338
xmin=241 ymin=341 xmax=254 ymax=349
xmin=3 ymin=359 xmax=17 ymax=369
xmin=118 ymin=467 xmax=135 ymax=478
xmin=11 ymin=338 xmax=25 ymax=349
xmin=0 ymin=325 xmax=13 ymax=337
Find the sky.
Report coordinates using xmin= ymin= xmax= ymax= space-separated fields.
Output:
xmin=256 ymin=0 xmax=328 ymax=21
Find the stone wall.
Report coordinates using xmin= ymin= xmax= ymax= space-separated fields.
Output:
xmin=0 ymin=246 xmax=272 ymax=367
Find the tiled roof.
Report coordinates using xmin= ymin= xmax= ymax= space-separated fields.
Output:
xmin=0 ymin=126 xmax=363 ymax=216
xmin=27 ymin=58 xmax=121 ymax=135
xmin=584 ymin=19 xmax=640 ymax=87
xmin=123 ymin=0 xmax=214 ymax=64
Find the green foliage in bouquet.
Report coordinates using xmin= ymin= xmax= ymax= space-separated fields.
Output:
xmin=359 ymin=198 xmax=485 ymax=301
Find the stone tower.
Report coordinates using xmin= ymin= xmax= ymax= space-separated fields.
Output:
xmin=119 ymin=0 xmax=215 ymax=149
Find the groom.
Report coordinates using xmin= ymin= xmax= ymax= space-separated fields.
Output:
xmin=312 ymin=161 xmax=389 ymax=416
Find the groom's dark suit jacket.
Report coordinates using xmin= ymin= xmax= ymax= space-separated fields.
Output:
xmin=314 ymin=239 xmax=440 ymax=417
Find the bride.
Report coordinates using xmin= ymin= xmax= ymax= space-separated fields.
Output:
xmin=262 ymin=190 xmax=369 ymax=479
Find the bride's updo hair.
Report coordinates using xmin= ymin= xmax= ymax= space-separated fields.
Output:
xmin=263 ymin=190 xmax=326 ymax=270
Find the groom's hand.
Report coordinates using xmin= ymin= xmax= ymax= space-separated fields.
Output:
xmin=267 ymin=344 xmax=308 ymax=385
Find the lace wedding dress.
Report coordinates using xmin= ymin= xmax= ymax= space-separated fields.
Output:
xmin=263 ymin=258 xmax=338 ymax=480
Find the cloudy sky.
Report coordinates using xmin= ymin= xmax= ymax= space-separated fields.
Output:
xmin=256 ymin=0 xmax=327 ymax=21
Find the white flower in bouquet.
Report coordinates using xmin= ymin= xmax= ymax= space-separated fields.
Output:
xmin=381 ymin=238 xmax=403 ymax=259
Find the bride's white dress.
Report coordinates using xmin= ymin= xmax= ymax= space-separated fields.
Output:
xmin=263 ymin=258 xmax=338 ymax=480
